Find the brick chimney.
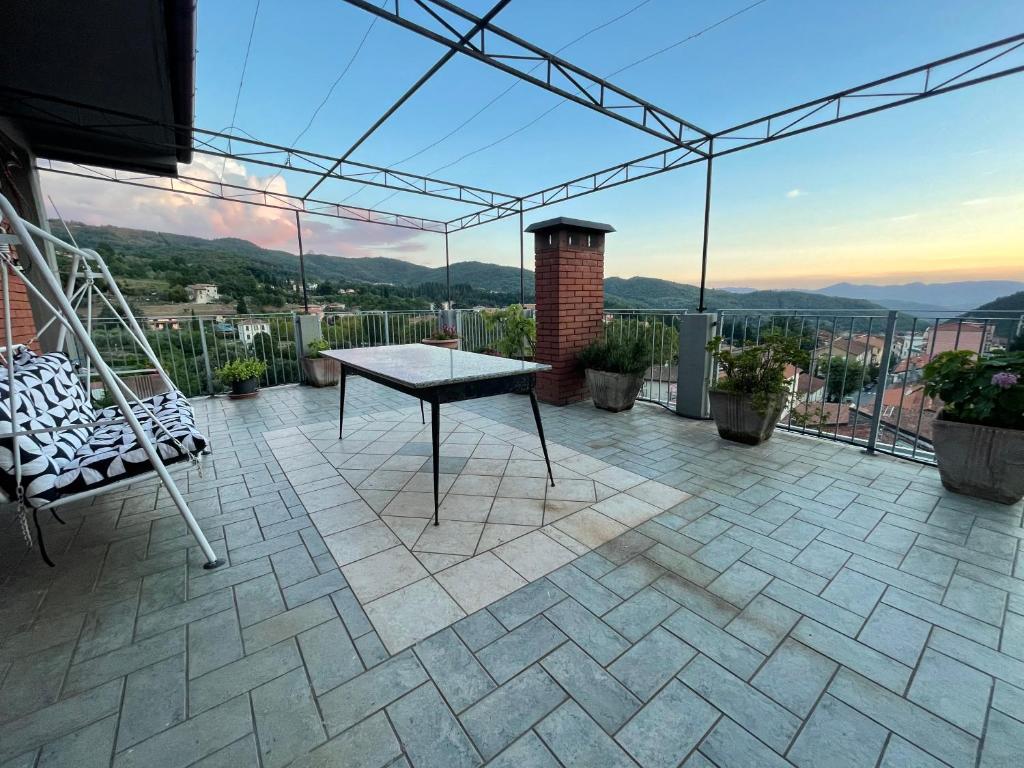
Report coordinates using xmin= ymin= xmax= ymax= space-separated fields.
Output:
xmin=526 ymin=217 xmax=614 ymax=405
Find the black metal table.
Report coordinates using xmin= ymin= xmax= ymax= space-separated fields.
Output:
xmin=324 ymin=344 xmax=554 ymax=525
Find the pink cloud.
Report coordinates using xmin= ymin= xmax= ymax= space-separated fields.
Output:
xmin=41 ymin=156 xmax=435 ymax=262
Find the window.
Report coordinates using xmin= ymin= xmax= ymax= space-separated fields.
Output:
xmin=587 ymin=234 xmax=593 ymax=247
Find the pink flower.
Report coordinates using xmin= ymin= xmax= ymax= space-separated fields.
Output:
xmin=991 ymin=371 xmax=1019 ymax=389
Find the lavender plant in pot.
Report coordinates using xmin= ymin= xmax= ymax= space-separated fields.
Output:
xmin=421 ymin=324 xmax=460 ymax=350
xmin=578 ymin=335 xmax=652 ymax=412
xmin=922 ymin=349 xmax=1024 ymax=504
xmin=706 ymin=332 xmax=809 ymax=445
xmin=301 ymin=338 xmax=340 ymax=387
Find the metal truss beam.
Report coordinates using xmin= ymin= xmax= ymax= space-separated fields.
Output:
xmin=1 ymin=87 xmax=519 ymax=211
xmin=447 ymin=33 xmax=1024 ymax=231
xmin=37 ymin=161 xmax=450 ymax=233
xmin=302 ymin=0 xmax=512 ymax=201
xmin=340 ymin=0 xmax=712 ymax=150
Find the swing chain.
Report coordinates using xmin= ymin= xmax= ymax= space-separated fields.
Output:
xmin=15 ymin=487 xmax=32 ymax=548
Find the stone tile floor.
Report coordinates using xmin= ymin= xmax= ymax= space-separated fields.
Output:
xmin=1 ymin=379 xmax=1023 ymax=767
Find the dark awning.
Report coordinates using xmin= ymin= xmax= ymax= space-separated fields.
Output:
xmin=0 ymin=0 xmax=195 ymax=176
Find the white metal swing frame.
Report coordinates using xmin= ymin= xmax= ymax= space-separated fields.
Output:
xmin=0 ymin=192 xmax=224 ymax=569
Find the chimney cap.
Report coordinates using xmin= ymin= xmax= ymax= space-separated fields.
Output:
xmin=524 ymin=216 xmax=615 ymax=234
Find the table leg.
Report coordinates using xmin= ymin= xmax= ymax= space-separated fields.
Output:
xmin=420 ymin=399 xmax=425 ymax=425
xmin=529 ymin=388 xmax=555 ymax=487
xmin=338 ymin=366 xmax=347 ymax=439
xmin=430 ymin=398 xmax=440 ymax=526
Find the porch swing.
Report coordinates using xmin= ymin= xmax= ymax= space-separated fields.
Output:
xmin=0 ymin=191 xmax=224 ymax=569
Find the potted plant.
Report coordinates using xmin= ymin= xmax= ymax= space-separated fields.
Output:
xmin=217 ymin=357 xmax=268 ymax=399
xmin=483 ymin=304 xmax=536 ymax=360
xmin=578 ymin=335 xmax=652 ymax=412
xmin=706 ymin=332 xmax=809 ymax=445
xmin=922 ymin=349 xmax=1024 ymax=504
xmin=301 ymin=338 xmax=340 ymax=387
xmin=422 ymin=324 xmax=460 ymax=350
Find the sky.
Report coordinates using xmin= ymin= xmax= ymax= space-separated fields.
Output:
xmin=42 ymin=0 xmax=1024 ymax=290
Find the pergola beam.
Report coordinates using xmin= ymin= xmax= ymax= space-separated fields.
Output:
xmin=340 ymin=0 xmax=712 ymax=151
xmin=301 ymin=0 xmax=513 ymax=201
xmin=37 ymin=160 xmax=450 ymax=233
xmin=447 ymin=33 xmax=1024 ymax=231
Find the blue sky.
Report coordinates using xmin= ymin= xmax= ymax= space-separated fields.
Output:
xmin=49 ymin=0 xmax=1024 ymax=287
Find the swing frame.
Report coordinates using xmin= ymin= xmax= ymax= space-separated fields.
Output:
xmin=0 ymin=191 xmax=224 ymax=569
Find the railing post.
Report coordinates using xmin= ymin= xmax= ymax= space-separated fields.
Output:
xmin=675 ymin=312 xmax=717 ymax=419
xmin=292 ymin=312 xmax=304 ymax=383
xmin=383 ymin=311 xmax=390 ymax=346
xmin=455 ymin=309 xmax=464 ymax=347
xmin=865 ymin=310 xmax=898 ymax=454
xmin=197 ymin=317 xmax=215 ymax=395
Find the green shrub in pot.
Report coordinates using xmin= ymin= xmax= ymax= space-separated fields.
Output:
xmin=578 ymin=335 xmax=652 ymax=412
xmin=301 ymin=338 xmax=340 ymax=387
xmin=706 ymin=332 xmax=809 ymax=445
xmin=217 ymin=357 xmax=267 ymax=398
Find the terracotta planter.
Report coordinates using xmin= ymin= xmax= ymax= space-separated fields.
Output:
xmin=931 ymin=415 xmax=1024 ymax=504
xmin=228 ymin=377 xmax=259 ymax=399
xmin=708 ymin=390 xmax=786 ymax=445
xmin=301 ymin=356 xmax=341 ymax=387
xmin=421 ymin=338 xmax=459 ymax=350
xmin=585 ymin=369 xmax=645 ymax=412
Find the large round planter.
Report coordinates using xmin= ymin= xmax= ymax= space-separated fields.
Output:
xmin=932 ymin=415 xmax=1024 ymax=505
xmin=585 ymin=369 xmax=645 ymax=412
xmin=301 ymin=356 xmax=340 ymax=387
xmin=421 ymin=338 xmax=459 ymax=350
xmin=228 ymin=377 xmax=259 ymax=399
xmin=708 ymin=390 xmax=786 ymax=446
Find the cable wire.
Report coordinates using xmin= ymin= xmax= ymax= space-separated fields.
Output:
xmin=221 ymin=0 xmax=263 ymax=181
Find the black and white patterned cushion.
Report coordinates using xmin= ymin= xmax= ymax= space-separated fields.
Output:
xmin=0 ymin=350 xmax=95 ymax=506
xmin=56 ymin=389 xmax=207 ymax=495
xmin=1 ymin=350 xmax=208 ymax=507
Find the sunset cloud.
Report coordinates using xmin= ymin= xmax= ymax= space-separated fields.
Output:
xmin=40 ymin=155 xmax=432 ymax=261
xmin=785 ymin=188 xmax=806 ymax=199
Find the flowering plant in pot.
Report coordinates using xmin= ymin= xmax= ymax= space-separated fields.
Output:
xmin=421 ymin=324 xmax=460 ymax=350
xmin=706 ymin=332 xmax=809 ymax=445
xmin=217 ymin=357 xmax=268 ymax=399
xmin=578 ymin=335 xmax=652 ymax=412
xmin=922 ymin=349 xmax=1024 ymax=504
xmin=301 ymin=338 xmax=340 ymax=387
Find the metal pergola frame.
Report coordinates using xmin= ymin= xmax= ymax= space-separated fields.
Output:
xmin=7 ymin=0 xmax=1022 ymax=311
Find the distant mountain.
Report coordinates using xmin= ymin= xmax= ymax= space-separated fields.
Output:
xmin=815 ymin=281 xmax=1024 ymax=311
xmin=717 ymin=286 xmax=757 ymax=293
xmin=61 ymin=221 xmax=892 ymax=314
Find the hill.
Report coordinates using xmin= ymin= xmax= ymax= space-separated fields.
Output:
xmin=815 ymin=280 xmax=1024 ymax=311
xmin=60 ymin=221 xmax=897 ymax=315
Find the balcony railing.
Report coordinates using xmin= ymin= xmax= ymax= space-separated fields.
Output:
xmin=85 ymin=306 xmax=1024 ymax=466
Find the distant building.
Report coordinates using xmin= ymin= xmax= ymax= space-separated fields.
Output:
xmin=237 ymin=319 xmax=271 ymax=346
xmin=922 ymin=321 xmax=995 ymax=357
xmin=149 ymin=317 xmax=181 ymax=331
xmin=186 ymin=284 xmax=219 ymax=304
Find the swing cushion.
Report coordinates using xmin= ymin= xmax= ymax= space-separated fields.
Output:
xmin=56 ymin=390 xmax=207 ymax=496
xmin=1 ymin=350 xmax=207 ymax=508
xmin=0 ymin=350 xmax=96 ymax=506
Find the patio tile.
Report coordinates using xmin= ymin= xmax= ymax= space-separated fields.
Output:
xmin=609 ymin=626 xmax=696 ymax=701
xmin=700 ymin=717 xmax=791 ymax=768
xmin=38 ymin=715 xmax=119 ymax=768
xmin=596 ymin=530 xmax=658 ymax=564
xmin=626 ymin=479 xmax=690 ymax=510
xmin=381 ymin=515 xmax=429 ymax=547
xmin=438 ymin=494 xmax=492 ymax=522
xmin=414 ymin=520 xmax=484 ymax=556
xmin=494 ymin=530 xmax=576 ymax=581
xmin=541 ymin=642 xmax=640 ymax=733
xmin=189 ymin=639 xmax=302 ymax=714
xmin=878 ymin=736 xmax=947 ymax=768
xmin=496 ymin=476 xmax=548 ymax=499
xmin=829 ymin=668 xmax=978 ymax=768
xmin=251 ymin=667 xmax=326 ymax=768
xmin=663 ymin=608 xmax=764 ymax=680
xmin=324 ymin=520 xmax=401 ymax=566
xmin=726 ymin=595 xmax=800 ymax=655
xmin=463 ymin=458 xmax=507 ymax=476
xmin=752 ymin=637 xmax=838 ymax=718
xmin=363 ymin=577 xmax=466 ymax=653
xmin=546 ymin=478 xmax=597 ymax=503
xmin=450 ymin=474 xmax=501 ymax=497
xmin=477 ymin=615 xmax=567 ymax=683
xmin=386 ymin=683 xmax=482 ymax=768
xmin=505 ymin=458 xmax=549 ymax=477
xmin=616 ymin=679 xmax=718 ymax=768
xmin=553 ymin=508 xmax=628 ymax=549
xmin=763 ymin=579 xmax=864 ymax=636
xmin=341 ymin=545 xmax=429 ymax=603
xmin=821 ymin=568 xmax=886 ymax=617
xmin=292 ymin=713 xmax=400 ymax=768
xmin=416 ymin=552 xmax=468 ymax=573
xmin=477 ymin=523 xmax=536 ymax=552
xmin=788 ymin=695 xmax=887 ymax=768
xmin=857 ymin=603 xmax=931 ymax=666
xmin=654 ymin=573 xmax=738 ymax=627
xmin=882 ymin=588 xmax=1000 ymax=647
xmin=488 ymin=497 xmax=544 ymax=526
xmin=414 ymin=628 xmax=495 ymax=713
xmin=459 ymin=665 xmax=566 ymax=760
xmin=589 ymin=465 xmax=646 ymax=491
xmin=297 ymin=618 xmax=363 ymax=694
xmin=534 ymin=700 xmax=637 ymax=768
xmin=403 ymin=471 xmax=457 ymax=494
xmin=544 ymin=598 xmax=630 ymax=665
xmin=707 ymin=561 xmax=772 ymax=608
xmin=435 ymin=553 xmax=528 ymax=614
xmin=317 ymin=650 xmax=428 ymax=736
xmin=116 ymin=654 xmax=186 ymax=750
xmin=547 ymin=563 xmax=623 ymax=616
xmin=593 ymin=493 xmax=661 ymax=527
xmin=793 ymin=617 xmax=911 ymax=693
xmin=980 ymin=710 xmax=1024 ymax=768
xmin=453 ymin=610 xmax=507 ymax=652
xmin=600 ymin=557 xmax=666 ymax=599
xmin=942 ymin=574 xmax=1006 ymax=626
xmin=358 ymin=469 xmax=415 ymax=491
xmin=543 ymin=525 xmax=593 ymax=555
xmin=907 ymin=648 xmax=992 ymax=736
xmin=381 ymin=491 xmax=436 ymax=518
xmin=487 ymin=732 xmax=559 ymax=768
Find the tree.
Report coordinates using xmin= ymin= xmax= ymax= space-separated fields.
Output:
xmin=236 ymin=297 xmax=249 ymax=314
xmin=820 ymin=357 xmax=866 ymax=402
xmin=167 ymin=285 xmax=188 ymax=303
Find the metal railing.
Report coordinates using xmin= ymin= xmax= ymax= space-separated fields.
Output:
xmin=716 ymin=308 xmax=1024 ymax=463
xmin=603 ymin=310 xmax=687 ymax=409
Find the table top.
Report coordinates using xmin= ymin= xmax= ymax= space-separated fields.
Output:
xmin=323 ymin=344 xmax=550 ymax=389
